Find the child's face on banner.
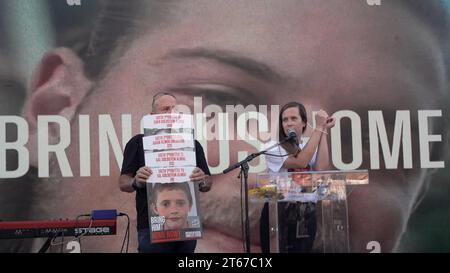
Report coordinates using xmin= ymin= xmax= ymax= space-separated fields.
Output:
xmin=153 ymin=188 xmax=192 ymax=230
xmin=23 ymin=0 xmax=448 ymax=252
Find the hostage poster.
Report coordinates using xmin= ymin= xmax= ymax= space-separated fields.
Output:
xmin=143 ymin=114 xmax=203 ymax=243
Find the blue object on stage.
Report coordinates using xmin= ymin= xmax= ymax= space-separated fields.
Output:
xmin=91 ymin=209 xmax=117 ymax=220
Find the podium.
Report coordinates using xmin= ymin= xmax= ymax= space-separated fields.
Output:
xmin=250 ymin=170 xmax=369 ymax=253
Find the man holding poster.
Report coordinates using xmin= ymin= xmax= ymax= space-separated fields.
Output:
xmin=142 ymin=106 xmax=203 ymax=244
xmin=119 ymin=93 xmax=211 ymax=253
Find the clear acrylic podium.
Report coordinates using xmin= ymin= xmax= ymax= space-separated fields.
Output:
xmin=250 ymin=170 xmax=369 ymax=253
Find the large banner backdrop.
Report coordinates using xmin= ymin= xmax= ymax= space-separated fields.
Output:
xmin=0 ymin=0 xmax=449 ymax=253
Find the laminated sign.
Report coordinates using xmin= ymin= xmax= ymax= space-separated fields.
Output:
xmin=142 ymin=114 xmax=202 ymax=243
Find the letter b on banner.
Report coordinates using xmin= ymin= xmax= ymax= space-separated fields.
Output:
xmin=0 ymin=116 xmax=29 ymax=178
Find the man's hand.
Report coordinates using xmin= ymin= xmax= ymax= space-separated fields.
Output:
xmin=119 ymin=167 xmax=152 ymax=193
xmin=190 ymin=167 xmax=212 ymax=192
xmin=190 ymin=167 xmax=206 ymax=182
xmin=135 ymin=166 xmax=152 ymax=186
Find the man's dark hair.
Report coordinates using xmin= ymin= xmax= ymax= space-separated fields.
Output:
xmin=66 ymin=0 xmax=449 ymax=82
xmin=51 ymin=0 xmax=449 ymax=160
xmin=82 ymin=0 xmax=176 ymax=80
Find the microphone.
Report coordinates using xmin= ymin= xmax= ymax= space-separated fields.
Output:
xmin=286 ymin=128 xmax=298 ymax=144
xmin=286 ymin=128 xmax=300 ymax=156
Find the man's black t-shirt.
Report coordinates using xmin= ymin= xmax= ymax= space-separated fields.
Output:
xmin=120 ymin=134 xmax=211 ymax=230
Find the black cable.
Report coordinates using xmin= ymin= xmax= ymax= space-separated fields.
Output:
xmin=74 ymin=214 xmax=91 ymax=253
xmin=60 ymin=233 xmax=64 ymax=253
xmin=124 ymin=214 xmax=130 ymax=253
xmin=118 ymin=213 xmax=130 ymax=253
xmin=75 ymin=212 xmax=130 ymax=253
xmin=239 ymin=170 xmax=245 ymax=252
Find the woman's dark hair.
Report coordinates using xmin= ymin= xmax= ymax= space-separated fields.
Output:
xmin=150 ymin=182 xmax=193 ymax=208
xmin=279 ymin=102 xmax=307 ymax=153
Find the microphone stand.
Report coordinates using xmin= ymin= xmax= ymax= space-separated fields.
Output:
xmin=222 ymin=136 xmax=294 ymax=253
